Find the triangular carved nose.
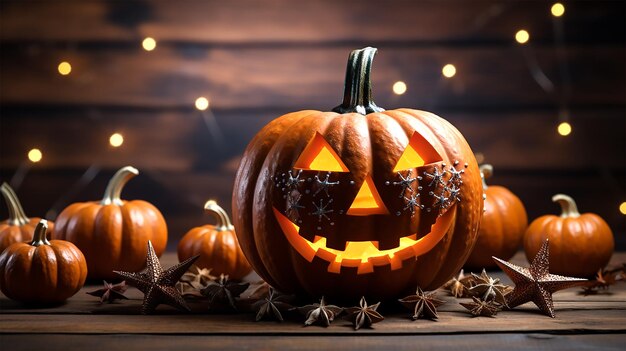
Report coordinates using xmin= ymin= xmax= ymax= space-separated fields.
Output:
xmin=347 ymin=176 xmax=389 ymax=216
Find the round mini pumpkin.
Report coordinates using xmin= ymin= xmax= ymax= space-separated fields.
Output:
xmin=0 ymin=182 xmax=54 ymax=253
xmin=177 ymin=200 xmax=251 ymax=279
xmin=524 ymin=194 xmax=614 ymax=278
xmin=232 ymin=47 xmax=483 ymax=301
xmin=0 ymin=219 xmax=87 ymax=303
xmin=52 ymin=166 xmax=167 ymax=280
xmin=464 ymin=164 xmax=528 ymax=269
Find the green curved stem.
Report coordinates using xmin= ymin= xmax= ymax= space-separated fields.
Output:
xmin=30 ymin=219 xmax=50 ymax=247
xmin=101 ymin=166 xmax=139 ymax=205
xmin=332 ymin=47 xmax=384 ymax=115
xmin=204 ymin=200 xmax=234 ymax=231
xmin=552 ymin=194 xmax=581 ymax=218
xmin=1 ymin=182 xmax=30 ymax=226
xmin=479 ymin=164 xmax=493 ymax=191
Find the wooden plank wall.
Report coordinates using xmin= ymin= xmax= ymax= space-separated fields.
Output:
xmin=0 ymin=0 xmax=624 ymax=248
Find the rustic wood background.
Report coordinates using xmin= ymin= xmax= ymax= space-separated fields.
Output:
xmin=0 ymin=0 xmax=624 ymax=249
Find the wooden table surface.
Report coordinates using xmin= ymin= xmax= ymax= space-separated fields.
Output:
xmin=1 ymin=252 xmax=625 ymax=350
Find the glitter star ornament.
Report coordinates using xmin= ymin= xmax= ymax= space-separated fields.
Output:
xmin=493 ymin=240 xmax=587 ymax=318
xmin=114 ymin=241 xmax=199 ymax=314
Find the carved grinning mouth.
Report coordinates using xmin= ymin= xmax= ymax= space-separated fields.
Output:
xmin=273 ymin=207 xmax=455 ymax=274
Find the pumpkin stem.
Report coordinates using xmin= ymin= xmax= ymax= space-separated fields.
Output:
xmin=479 ymin=164 xmax=493 ymax=191
xmin=30 ymin=219 xmax=50 ymax=247
xmin=0 ymin=182 xmax=30 ymax=226
xmin=204 ymin=200 xmax=234 ymax=231
xmin=101 ymin=166 xmax=139 ymax=205
xmin=332 ymin=47 xmax=385 ymax=115
xmin=552 ymin=194 xmax=581 ymax=218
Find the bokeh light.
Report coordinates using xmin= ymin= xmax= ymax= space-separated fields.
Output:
xmin=109 ymin=133 xmax=124 ymax=147
xmin=515 ymin=30 xmax=530 ymax=44
xmin=58 ymin=61 xmax=72 ymax=75
xmin=195 ymin=97 xmax=210 ymax=111
xmin=28 ymin=148 xmax=42 ymax=163
xmin=551 ymin=3 xmax=565 ymax=17
xmin=442 ymin=64 xmax=457 ymax=78
xmin=392 ymin=81 xmax=407 ymax=95
xmin=142 ymin=37 xmax=157 ymax=51
xmin=557 ymin=122 xmax=572 ymax=136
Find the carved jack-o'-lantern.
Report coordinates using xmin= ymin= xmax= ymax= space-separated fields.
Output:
xmin=233 ymin=48 xmax=483 ymax=301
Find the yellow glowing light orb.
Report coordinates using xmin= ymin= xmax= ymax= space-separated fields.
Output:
xmin=142 ymin=37 xmax=157 ymax=51
xmin=392 ymin=81 xmax=407 ymax=95
xmin=109 ymin=133 xmax=124 ymax=147
xmin=28 ymin=148 xmax=42 ymax=163
xmin=551 ymin=3 xmax=565 ymax=17
xmin=195 ymin=97 xmax=210 ymax=111
xmin=58 ymin=61 xmax=72 ymax=75
xmin=620 ymin=202 xmax=626 ymax=215
xmin=557 ymin=122 xmax=572 ymax=136
xmin=442 ymin=64 xmax=457 ymax=78
xmin=515 ymin=30 xmax=530 ymax=44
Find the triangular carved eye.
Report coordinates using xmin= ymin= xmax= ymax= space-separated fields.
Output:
xmin=393 ymin=132 xmax=443 ymax=172
xmin=294 ymin=132 xmax=349 ymax=172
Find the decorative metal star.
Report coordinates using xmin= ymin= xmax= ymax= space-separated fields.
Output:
xmin=202 ymin=274 xmax=250 ymax=311
xmin=344 ymin=297 xmax=384 ymax=330
xmin=468 ymin=269 xmax=510 ymax=305
xmin=314 ymin=172 xmax=339 ymax=197
xmin=297 ymin=296 xmax=343 ymax=327
xmin=493 ymin=240 xmax=587 ymax=318
xmin=251 ymin=287 xmax=294 ymax=322
xmin=446 ymin=161 xmax=466 ymax=184
xmin=460 ymin=297 xmax=502 ymax=317
xmin=398 ymin=287 xmax=445 ymax=320
xmin=114 ymin=241 xmax=199 ymax=314
xmin=402 ymin=193 xmax=422 ymax=216
xmin=285 ymin=170 xmax=305 ymax=189
xmin=310 ymin=198 xmax=333 ymax=222
xmin=423 ymin=166 xmax=446 ymax=187
xmin=393 ymin=170 xmax=417 ymax=197
xmin=86 ymin=280 xmax=129 ymax=304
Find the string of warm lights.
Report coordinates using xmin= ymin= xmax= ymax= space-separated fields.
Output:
xmin=17 ymin=2 xmax=622 ymax=216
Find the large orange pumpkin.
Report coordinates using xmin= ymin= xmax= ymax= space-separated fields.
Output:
xmin=177 ymin=200 xmax=252 ymax=279
xmin=0 ymin=182 xmax=54 ymax=253
xmin=52 ymin=166 xmax=167 ymax=280
xmin=524 ymin=194 xmax=614 ymax=278
xmin=0 ymin=220 xmax=87 ymax=303
xmin=232 ymin=47 xmax=483 ymax=301
xmin=465 ymin=164 xmax=527 ymax=269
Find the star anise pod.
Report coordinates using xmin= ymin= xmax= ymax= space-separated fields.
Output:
xmin=399 ymin=287 xmax=445 ymax=320
xmin=180 ymin=265 xmax=217 ymax=290
xmin=251 ymin=287 xmax=293 ymax=322
xmin=87 ymin=280 xmax=129 ymax=303
xmin=580 ymin=268 xmax=623 ymax=295
xmin=460 ymin=297 xmax=502 ymax=317
xmin=344 ymin=297 xmax=384 ymax=330
xmin=297 ymin=296 xmax=343 ymax=327
xmin=201 ymin=274 xmax=249 ymax=310
xmin=442 ymin=269 xmax=473 ymax=298
xmin=176 ymin=281 xmax=204 ymax=299
xmin=468 ymin=269 xmax=510 ymax=305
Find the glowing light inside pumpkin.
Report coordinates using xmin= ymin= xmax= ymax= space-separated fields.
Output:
xmin=347 ymin=176 xmax=389 ymax=215
xmin=109 ymin=133 xmax=124 ymax=147
xmin=58 ymin=61 xmax=72 ymax=75
xmin=557 ymin=122 xmax=572 ymax=136
xmin=392 ymin=81 xmax=407 ymax=95
xmin=515 ymin=30 xmax=530 ymax=44
xmin=619 ymin=202 xmax=626 ymax=215
xmin=294 ymin=132 xmax=349 ymax=172
xmin=28 ymin=148 xmax=42 ymax=163
xmin=195 ymin=97 xmax=210 ymax=111
xmin=142 ymin=37 xmax=157 ymax=51
xmin=551 ymin=3 xmax=565 ymax=17
xmin=393 ymin=132 xmax=443 ymax=172
xmin=442 ymin=64 xmax=456 ymax=78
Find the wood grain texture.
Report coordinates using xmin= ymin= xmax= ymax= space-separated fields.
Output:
xmin=1 ymin=46 xmax=623 ymax=109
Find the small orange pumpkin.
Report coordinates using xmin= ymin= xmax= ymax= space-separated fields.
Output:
xmin=52 ymin=166 xmax=167 ymax=280
xmin=524 ymin=194 xmax=614 ymax=277
xmin=178 ymin=200 xmax=251 ymax=280
xmin=0 ymin=219 xmax=87 ymax=303
xmin=465 ymin=164 xmax=528 ymax=269
xmin=0 ymin=182 xmax=54 ymax=253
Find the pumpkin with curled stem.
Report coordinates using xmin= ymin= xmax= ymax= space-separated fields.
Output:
xmin=524 ymin=194 xmax=614 ymax=278
xmin=52 ymin=166 xmax=167 ymax=280
xmin=465 ymin=164 xmax=528 ymax=269
xmin=233 ymin=47 xmax=483 ymax=301
xmin=177 ymin=200 xmax=252 ymax=280
xmin=0 ymin=219 xmax=87 ymax=303
xmin=0 ymin=182 xmax=54 ymax=253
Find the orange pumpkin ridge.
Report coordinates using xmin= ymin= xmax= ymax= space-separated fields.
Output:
xmin=465 ymin=164 xmax=528 ymax=269
xmin=524 ymin=194 xmax=614 ymax=278
xmin=0 ymin=182 xmax=54 ymax=253
xmin=233 ymin=47 xmax=483 ymax=301
xmin=52 ymin=166 xmax=167 ymax=280
xmin=177 ymin=200 xmax=251 ymax=280
xmin=0 ymin=219 xmax=87 ymax=303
